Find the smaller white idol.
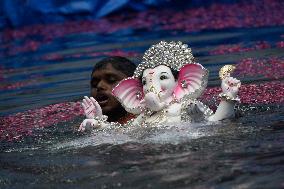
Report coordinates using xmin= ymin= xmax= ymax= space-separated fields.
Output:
xmin=79 ymin=41 xmax=241 ymax=131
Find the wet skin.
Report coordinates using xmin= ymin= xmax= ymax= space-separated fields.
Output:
xmin=90 ymin=64 xmax=128 ymax=122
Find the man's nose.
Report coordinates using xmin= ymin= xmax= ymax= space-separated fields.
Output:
xmin=97 ymin=80 xmax=108 ymax=90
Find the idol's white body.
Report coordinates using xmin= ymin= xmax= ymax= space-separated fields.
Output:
xmin=79 ymin=41 xmax=241 ymax=131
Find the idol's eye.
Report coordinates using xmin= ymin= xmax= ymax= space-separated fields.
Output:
xmin=142 ymin=78 xmax=146 ymax=85
xmin=160 ymin=75 xmax=168 ymax=80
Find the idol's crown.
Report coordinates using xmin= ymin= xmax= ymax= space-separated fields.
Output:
xmin=133 ymin=41 xmax=195 ymax=78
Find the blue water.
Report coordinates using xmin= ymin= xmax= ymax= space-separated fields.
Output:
xmin=1 ymin=23 xmax=284 ymax=189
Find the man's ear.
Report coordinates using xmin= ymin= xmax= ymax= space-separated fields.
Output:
xmin=112 ymin=77 xmax=145 ymax=114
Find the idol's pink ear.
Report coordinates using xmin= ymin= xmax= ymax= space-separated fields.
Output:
xmin=173 ymin=63 xmax=209 ymax=100
xmin=112 ymin=77 xmax=145 ymax=115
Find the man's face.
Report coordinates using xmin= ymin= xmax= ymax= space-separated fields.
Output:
xmin=90 ymin=64 xmax=127 ymax=114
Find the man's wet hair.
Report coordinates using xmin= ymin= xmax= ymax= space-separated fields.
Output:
xmin=92 ymin=56 xmax=179 ymax=80
xmin=92 ymin=56 xmax=136 ymax=77
xmin=171 ymin=69 xmax=178 ymax=80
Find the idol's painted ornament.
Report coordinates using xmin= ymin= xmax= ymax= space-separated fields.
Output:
xmin=134 ymin=41 xmax=195 ymax=78
xmin=219 ymin=65 xmax=236 ymax=80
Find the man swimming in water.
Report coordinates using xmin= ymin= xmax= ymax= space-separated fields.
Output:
xmin=82 ymin=56 xmax=136 ymax=124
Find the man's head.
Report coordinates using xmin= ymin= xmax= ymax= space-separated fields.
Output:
xmin=90 ymin=56 xmax=136 ymax=121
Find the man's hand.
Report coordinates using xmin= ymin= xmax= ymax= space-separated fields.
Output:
xmin=82 ymin=96 xmax=102 ymax=119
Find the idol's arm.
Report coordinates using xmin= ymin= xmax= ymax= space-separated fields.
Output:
xmin=131 ymin=113 xmax=144 ymax=126
xmin=207 ymin=77 xmax=241 ymax=122
xmin=207 ymin=99 xmax=236 ymax=121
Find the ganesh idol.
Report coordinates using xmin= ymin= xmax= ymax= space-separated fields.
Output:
xmin=79 ymin=41 xmax=241 ymax=131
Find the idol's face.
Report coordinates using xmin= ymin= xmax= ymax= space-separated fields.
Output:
xmin=142 ymin=65 xmax=176 ymax=102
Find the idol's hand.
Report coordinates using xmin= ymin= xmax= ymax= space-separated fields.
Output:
xmin=82 ymin=96 xmax=102 ymax=119
xmin=78 ymin=119 xmax=99 ymax=132
xmin=187 ymin=102 xmax=203 ymax=117
xmin=221 ymin=77 xmax=241 ymax=99
xmin=187 ymin=101 xmax=213 ymax=119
